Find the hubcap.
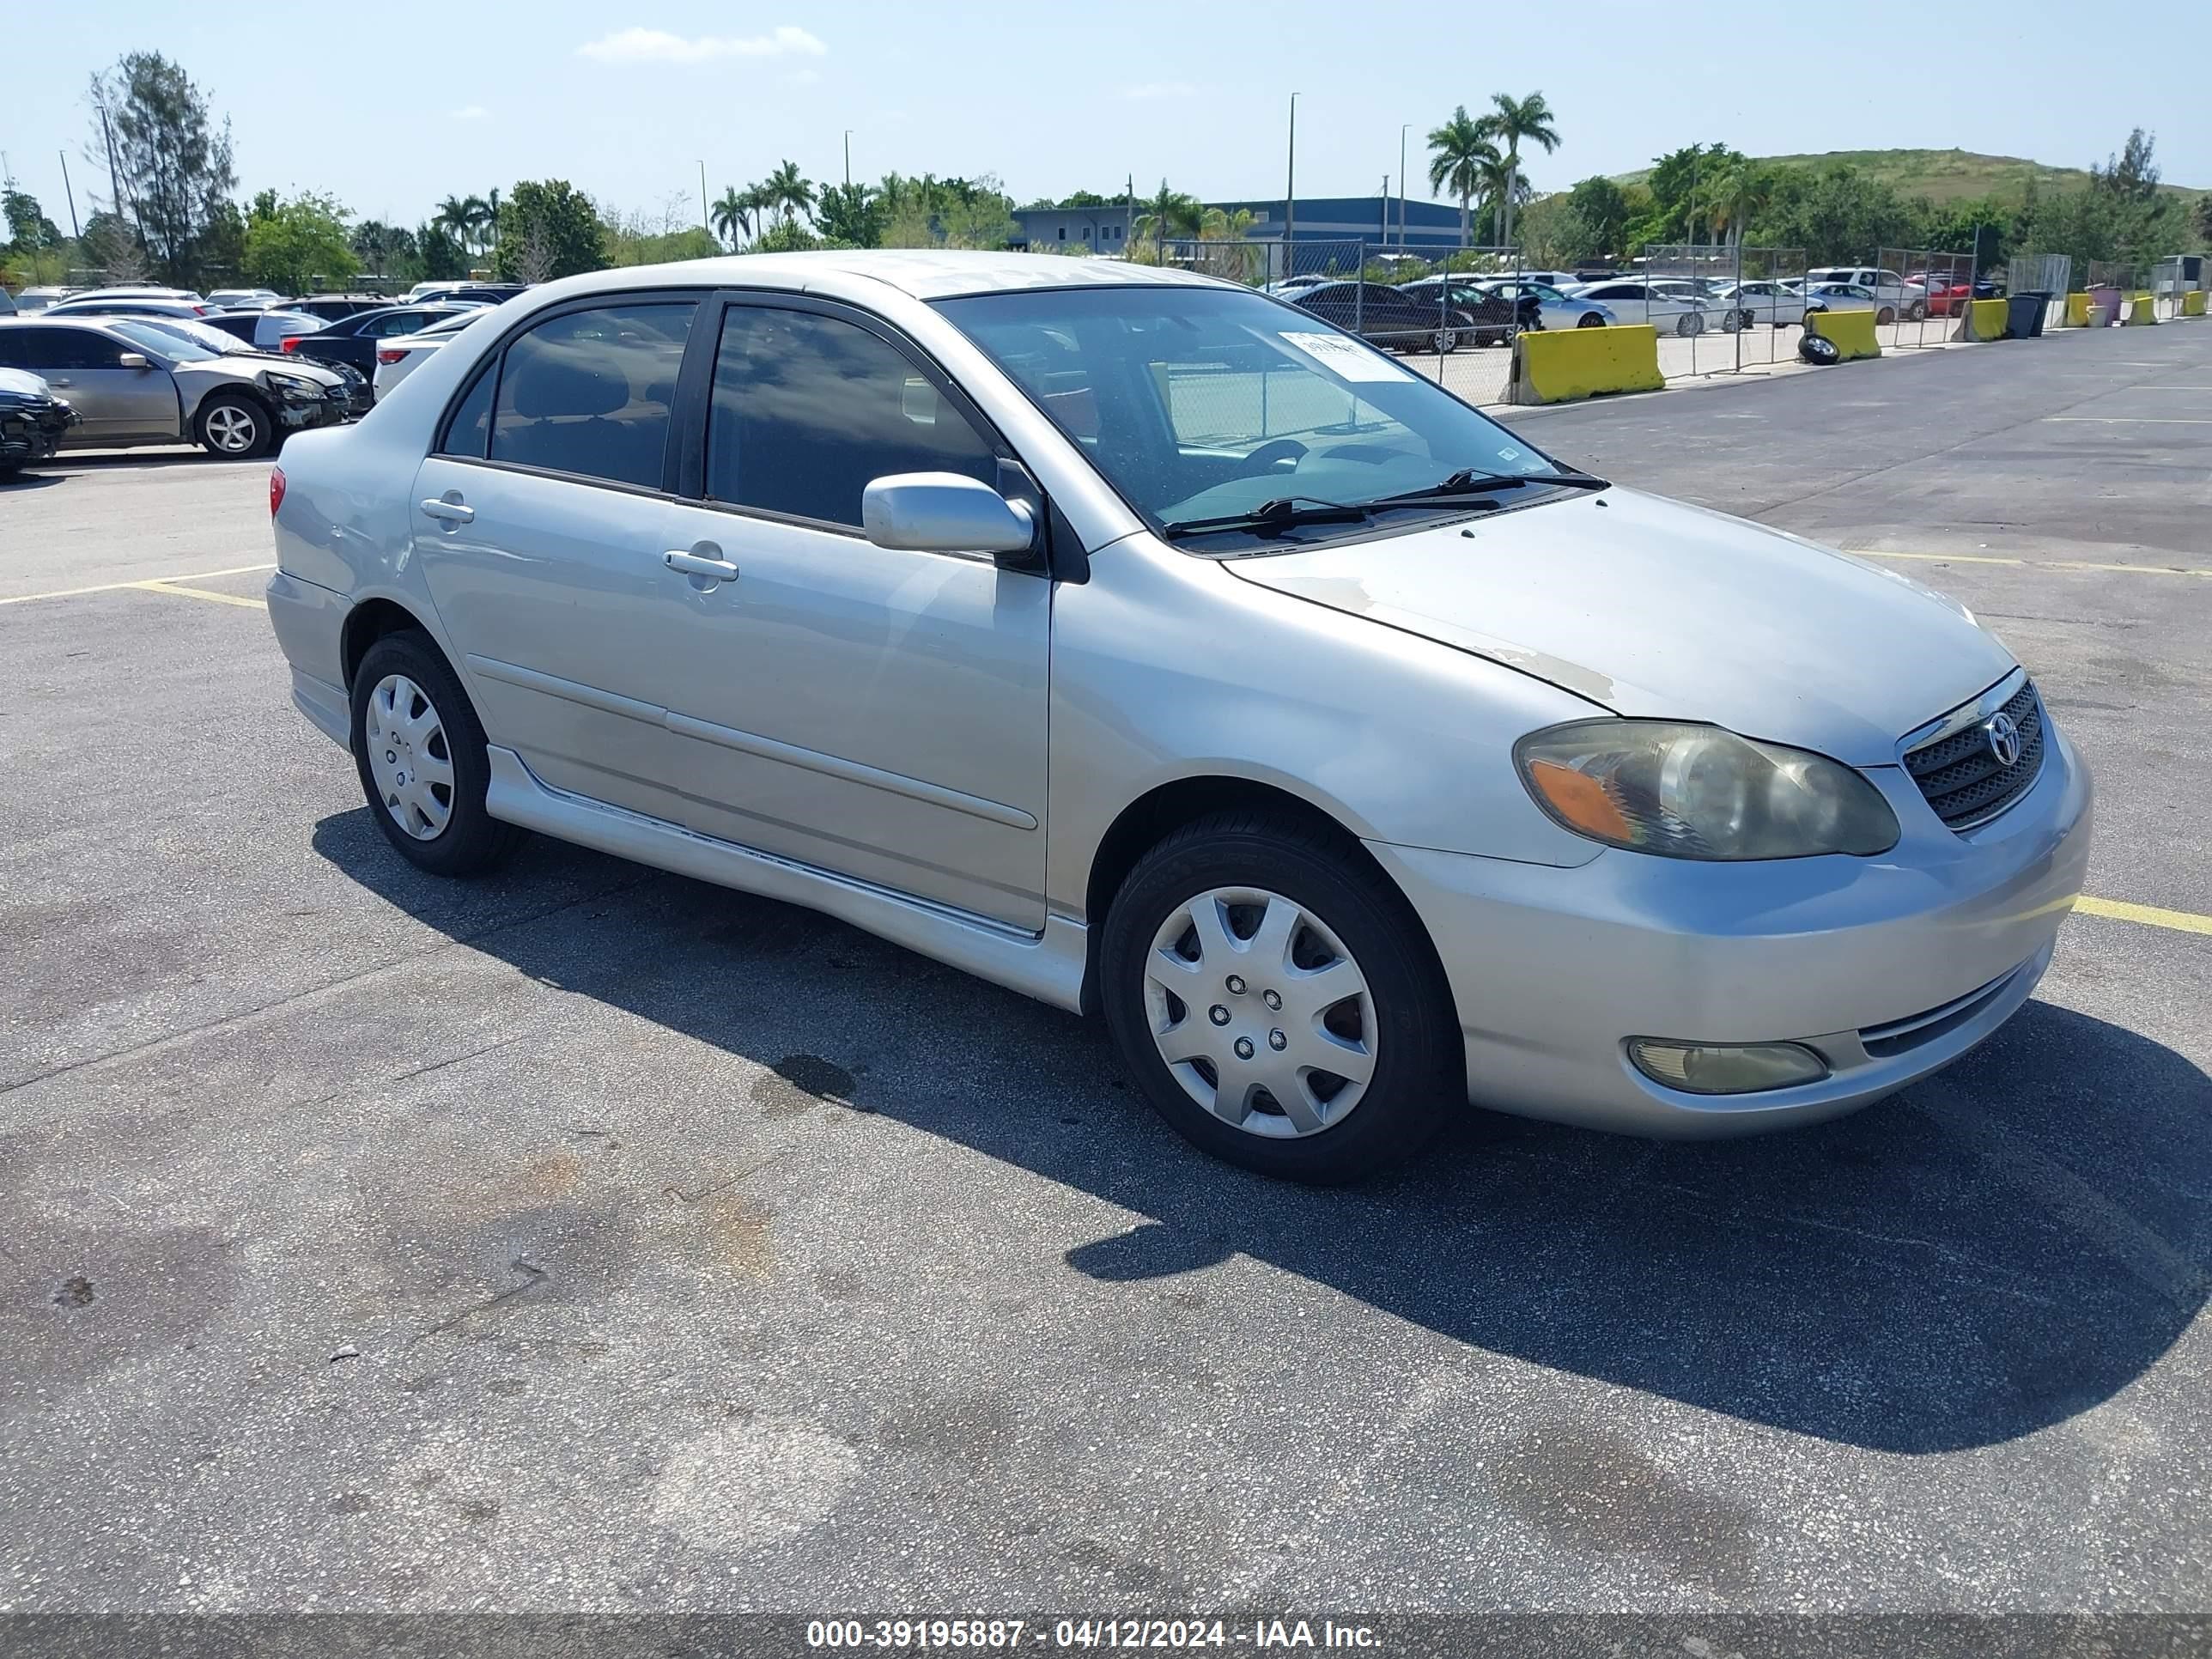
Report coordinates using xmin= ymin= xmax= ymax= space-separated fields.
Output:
xmin=1143 ymin=886 xmax=1376 ymax=1139
xmin=363 ymin=673 xmax=454 ymax=840
xmin=206 ymin=404 xmax=257 ymax=453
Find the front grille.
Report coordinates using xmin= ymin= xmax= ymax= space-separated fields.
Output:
xmin=1904 ymin=679 xmax=2044 ymax=830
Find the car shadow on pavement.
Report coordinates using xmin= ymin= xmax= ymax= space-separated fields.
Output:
xmin=0 ymin=470 xmax=67 ymax=490
xmin=315 ymin=811 xmax=2211 ymax=1456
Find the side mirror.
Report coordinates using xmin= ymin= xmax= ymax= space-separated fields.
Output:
xmin=861 ymin=471 xmax=1036 ymax=559
xmin=118 ymin=352 xmax=150 ymax=369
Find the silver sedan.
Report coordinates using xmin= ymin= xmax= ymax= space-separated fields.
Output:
xmin=264 ymin=252 xmax=2092 ymax=1182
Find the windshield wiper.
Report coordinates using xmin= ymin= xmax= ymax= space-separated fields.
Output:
xmin=1369 ymin=467 xmax=1609 ymax=506
xmin=1159 ymin=495 xmax=1373 ymax=540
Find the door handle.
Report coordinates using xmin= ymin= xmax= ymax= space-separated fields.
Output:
xmin=664 ymin=550 xmax=739 ymax=581
xmin=418 ymin=498 xmax=474 ymax=524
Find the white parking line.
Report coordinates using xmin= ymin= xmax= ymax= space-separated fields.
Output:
xmin=1861 ymin=551 xmax=2211 ymax=578
xmin=2043 ymin=416 xmax=2212 ymax=424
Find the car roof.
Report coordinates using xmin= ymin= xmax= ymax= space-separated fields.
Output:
xmin=534 ymin=249 xmax=1230 ymax=305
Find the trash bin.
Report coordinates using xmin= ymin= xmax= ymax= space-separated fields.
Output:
xmin=2006 ymin=292 xmax=2049 ymax=339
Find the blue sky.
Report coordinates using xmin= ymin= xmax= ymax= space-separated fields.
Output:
xmin=6 ymin=0 xmax=2205 ymax=234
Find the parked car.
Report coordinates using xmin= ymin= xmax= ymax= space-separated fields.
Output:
xmin=1565 ymin=279 xmax=1715 ymax=336
xmin=53 ymin=285 xmax=206 ymax=307
xmin=1461 ymin=277 xmax=1618 ymax=330
xmin=11 ymin=285 xmax=80 ymax=313
xmin=206 ymin=288 xmax=287 ymax=310
xmin=1392 ymin=276 xmax=1538 ymax=337
xmin=1801 ymin=283 xmax=1894 ymax=324
xmin=119 ymin=313 xmax=374 ymax=417
xmin=0 ymin=365 xmax=80 ymax=477
xmin=1808 ymin=267 xmax=1923 ymax=320
xmin=204 ymin=308 xmax=333 ymax=351
xmin=404 ymin=281 xmax=526 ymax=306
xmin=0 ymin=316 xmax=349 ymax=457
xmin=45 ymin=295 xmax=216 ymax=321
xmin=1712 ymin=280 xmax=1826 ymax=327
xmin=369 ymin=309 xmax=483 ymax=400
xmin=1905 ymin=273 xmax=2001 ymax=317
xmin=264 ymin=251 xmax=2091 ymax=1183
xmin=282 ymin=295 xmax=399 ymax=323
xmin=1293 ymin=281 xmax=1497 ymax=351
xmin=280 ymin=303 xmax=476 ymax=378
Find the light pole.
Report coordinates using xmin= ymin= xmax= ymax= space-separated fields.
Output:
xmin=1284 ymin=92 xmax=1298 ymax=254
xmin=843 ymin=130 xmax=853 ymax=191
xmin=1399 ymin=124 xmax=1410 ymax=249
xmin=698 ymin=161 xmax=708 ymax=234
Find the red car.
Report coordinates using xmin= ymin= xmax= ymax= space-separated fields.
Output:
xmin=1908 ymin=274 xmax=1996 ymax=317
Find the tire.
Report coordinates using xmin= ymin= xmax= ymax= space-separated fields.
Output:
xmin=1906 ymin=300 xmax=1928 ymax=322
xmin=349 ymin=630 xmax=525 ymax=878
xmin=1098 ymin=810 xmax=1459 ymax=1184
xmin=1675 ymin=311 xmax=1704 ymax=337
xmin=1577 ymin=312 xmax=1605 ymax=327
xmin=1432 ymin=329 xmax=1458 ymax=355
xmin=1876 ymin=307 xmax=1897 ymax=326
xmin=194 ymin=393 xmax=274 ymax=459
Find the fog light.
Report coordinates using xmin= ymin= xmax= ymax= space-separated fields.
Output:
xmin=1627 ymin=1038 xmax=1828 ymax=1096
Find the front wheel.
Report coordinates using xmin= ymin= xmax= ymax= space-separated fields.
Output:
xmin=1577 ymin=312 xmax=1606 ymax=327
xmin=194 ymin=394 xmax=273 ymax=459
xmin=1099 ymin=811 xmax=1459 ymax=1183
xmin=350 ymin=630 xmax=525 ymax=877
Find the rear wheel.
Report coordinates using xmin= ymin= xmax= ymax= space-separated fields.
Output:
xmin=1906 ymin=299 xmax=1929 ymax=322
xmin=349 ymin=630 xmax=525 ymax=877
xmin=1877 ymin=307 xmax=1898 ymax=326
xmin=1099 ymin=811 xmax=1459 ymax=1183
xmin=194 ymin=394 xmax=273 ymax=459
xmin=1675 ymin=311 xmax=1705 ymax=337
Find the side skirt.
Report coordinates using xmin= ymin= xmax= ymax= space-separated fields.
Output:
xmin=483 ymin=746 xmax=1089 ymax=1014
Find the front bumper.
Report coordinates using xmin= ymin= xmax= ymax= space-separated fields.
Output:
xmin=0 ymin=397 xmax=78 ymax=465
xmin=274 ymin=393 xmax=349 ymax=432
xmin=1368 ymin=720 xmax=2094 ymax=1138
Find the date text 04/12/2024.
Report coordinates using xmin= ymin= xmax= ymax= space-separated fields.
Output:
xmin=804 ymin=1620 xmax=1382 ymax=1649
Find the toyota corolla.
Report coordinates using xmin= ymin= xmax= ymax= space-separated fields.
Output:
xmin=263 ymin=252 xmax=2093 ymax=1182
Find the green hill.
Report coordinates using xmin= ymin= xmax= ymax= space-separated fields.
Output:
xmin=1611 ymin=148 xmax=2202 ymax=205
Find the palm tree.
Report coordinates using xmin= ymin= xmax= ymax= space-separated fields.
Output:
xmin=1133 ymin=179 xmax=1206 ymax=242
xmin=460 ymin=195 xmax=492 ymax=256
xmin=710 ymin=185 xmax=755 ymax=250
xmin=763 ymin=161 xmax=814 ymax=227
xmin=432 ymin=195 xmax=475 ymax=251
xmin=1474 ymin=152 xmax=1518 ymax=245
xmin=1698 ymin=162 xmax=1771 ymax=246
xmin=1487 ymin=90 xmax=1560 ymax=252
xmin=1427 ymin=107 xmax=1504 ymax=246
xmin=483 ymin=187 xmax=502 ymax=251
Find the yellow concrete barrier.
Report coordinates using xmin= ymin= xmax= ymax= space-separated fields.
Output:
xmin=2063 ymin=292 xmax=2094 ymax=328
xmin=1508 ymin=323 xmax=1664 ymax=405
xmin=2125 ymin=293 xmax=2157 ymax=325
xmin=1963 ymin=298 xmax=2009 ymax=342
xmin=1808 ymin=307 xmax=1881 ymax=360
xmin=2182 ymin=291 xmax=2207 ymax=318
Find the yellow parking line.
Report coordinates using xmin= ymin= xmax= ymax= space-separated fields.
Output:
xmin=2076 ymin=896 xmax=2212 ymax=937
xmin=0 ymin=562 xmax=276 ymax=607
xmin=1860 ymin=550 xmax=2211 ymax=578
xmin=131 ymin=580 xmax=264 ymax=610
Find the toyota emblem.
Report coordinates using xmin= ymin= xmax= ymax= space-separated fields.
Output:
xmin=1984 ymin=710 xmax=2023 ymax=768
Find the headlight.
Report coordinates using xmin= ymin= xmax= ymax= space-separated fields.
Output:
xmin=1516 ymin=720 xmax=1899 ymax=860
xmin=259 ymin=373 xmax=321 ymax=401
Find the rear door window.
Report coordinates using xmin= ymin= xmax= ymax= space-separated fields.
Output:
xmin=489 ymin=301 xmax=696 ymax=490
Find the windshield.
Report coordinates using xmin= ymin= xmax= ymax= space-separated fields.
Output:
xmin=108 ymin=320 xmax=223 ymax=362
xmin=133 ymin=317 xmax=255 ymax=355
xmin=935 ymin=285 xmax=1559 ymax=547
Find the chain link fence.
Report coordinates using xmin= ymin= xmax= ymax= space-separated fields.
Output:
xmin=2008 ymin=254 xmax=2074 ymax=330
xmin=2147 ymin=255 xmax=2203 ymax=320
xmin=1871 ymin=247 xmax=1971 ymax=348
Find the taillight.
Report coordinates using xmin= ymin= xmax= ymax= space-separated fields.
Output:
xmin=280 ymin=336 xmax=302 ymax=352
xmin=270 ymin=465 xmax=286 ymax=518
xmin=376 ymin=348 xmax=408 ymax=365
xmin=191 ymin=304 xmax=210 ymax=314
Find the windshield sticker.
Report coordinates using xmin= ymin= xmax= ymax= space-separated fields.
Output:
xmin=1276 ymin=331 xmax=1416 ymax=383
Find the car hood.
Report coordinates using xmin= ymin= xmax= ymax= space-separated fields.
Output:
xmin=1222 ymin=486 xmax=2016 ymax=766
xmin=179 ymin=358 xmax=344 ymax=389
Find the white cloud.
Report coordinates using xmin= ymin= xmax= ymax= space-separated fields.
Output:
xmin=1121 ymin=81 xmax=1195 ymax=101
xmin=577 ymin=25 xmax=826 ymax=64
xmin=781 ymin=68 xmax=822 ymax=87
xmin=450 ymin=105 xmax=489 ymax=120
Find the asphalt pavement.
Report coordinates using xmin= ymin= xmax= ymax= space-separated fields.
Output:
xmin=1 ymin=321 xmax=2208 ymax=1618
